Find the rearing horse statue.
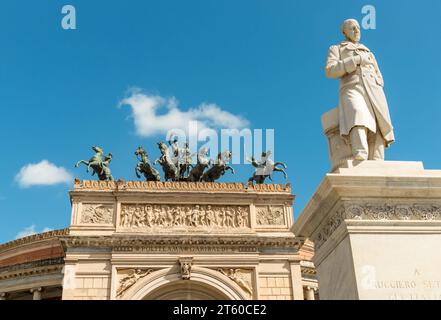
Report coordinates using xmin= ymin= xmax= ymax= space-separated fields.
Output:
xmin=201 ymin=151 xmax=235 ymax=182
xmin=75 ymin=146 xmax=114 ymax=181
xmin=134 ymin=146 xmax=161 ymax=181
xmin=247 ymin=151 xmax=287 ymax=185
xmin=155 ymin=142 xmax=179 ymax=181
xmin=187 ymin=147 xmax=210 ymax=182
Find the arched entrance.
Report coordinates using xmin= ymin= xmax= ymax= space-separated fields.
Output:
xmin=122 ymin=267 xmax=249 ymax=300
xmin=144 ymin=280 xmax=229 ymax=300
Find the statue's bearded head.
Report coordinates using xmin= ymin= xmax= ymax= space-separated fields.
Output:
xmin=342 ymin=19 xmax=361 ymax=43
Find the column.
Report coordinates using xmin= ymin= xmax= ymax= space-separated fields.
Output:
xmin=304 ymin=286 xmax=316 ymax=300
xmin=0 ymin=292 xmax=6 ymax=300
xmin=30 ymin=287 xmax=42 ymax=300
xmin=289 ymin=262 xmax=304 ymax=300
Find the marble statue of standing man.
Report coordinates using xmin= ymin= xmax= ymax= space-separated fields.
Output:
xmin=325 ymin=19 xmax=394 ymax=161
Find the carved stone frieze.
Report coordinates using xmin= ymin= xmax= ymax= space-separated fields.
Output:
xmin=314 ymin=202 xmax=441 ymax=249
xmin=120 ymin=204 xmax=250 ymax=229
xmin=217 ymin=268 xmax=253 ymax=297
xmin=256 ymin=206 xmax=285 ymax=226
xmin=116 ymin=268 xmax=154 ymax=298
xmin=81 ymin=204 xmax=113 ymax=224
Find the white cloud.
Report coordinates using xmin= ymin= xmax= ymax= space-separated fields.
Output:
xmin=15 ymin=225 xmax=53 ymax=239
xmin=119 ymin=90 xmax=250 ymax=137
xmin=15 ymin=160 xmax=73 ymax=188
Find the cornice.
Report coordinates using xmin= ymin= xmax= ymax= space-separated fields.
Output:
xmin=0 ymin=257 xmax=64 ymax=280
xmin=72 ymin=179 xmax=292 ymax=194
xmin=300 ymin=260 xmax=317 ymax=276
xmin=60 ymin=234 xmax=305 ymax=253
xmin=313 ymin=201 xmax=441 ymax=250
xmin=301 ymin=267 xmax=317 ymax=276
xmin=0 ymin=229 xmax=69 ymax=253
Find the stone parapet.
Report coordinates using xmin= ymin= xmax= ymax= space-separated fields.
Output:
xmin=69 ymin=181 xmax=295 ymax=237
xmin=74 ymin=179 xmax=292 ymax=194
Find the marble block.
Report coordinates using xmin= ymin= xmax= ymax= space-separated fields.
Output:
xmin=322 ymin=108 xmax=353 ymax=172
xmin=293 ymin=161 xmax=441 ymax=300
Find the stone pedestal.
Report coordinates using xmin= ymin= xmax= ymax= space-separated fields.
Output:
xmin=293 ymin=161 xmax=441 ymax=300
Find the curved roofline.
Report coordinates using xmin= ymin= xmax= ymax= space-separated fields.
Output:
xmin=0 ymin=228 xmax=69 ymax=252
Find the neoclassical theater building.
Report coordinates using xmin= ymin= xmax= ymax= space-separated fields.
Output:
xmin=0 ymin=180 xmax=317 ymax=300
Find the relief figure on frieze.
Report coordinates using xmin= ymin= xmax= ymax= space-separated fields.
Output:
xmin=119 ymin=204 xmax=250 ymax=229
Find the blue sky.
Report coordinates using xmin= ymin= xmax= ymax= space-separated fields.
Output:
xmin=1 ymin=0 xmax=441 ymax=242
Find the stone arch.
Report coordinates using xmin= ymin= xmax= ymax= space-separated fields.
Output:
xmin=142 ymin=280 xmax=229 ymax=300
xmin=121 ymin=267 xmax=249 ymax=300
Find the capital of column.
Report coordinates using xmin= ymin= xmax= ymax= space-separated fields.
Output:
xmin=304 ymin=286 xmax=316 ymax=300
xmin=30 ymin=287 xmax=42 ymax=293
xmin=30 ymin=287 xmax=43 ymax=300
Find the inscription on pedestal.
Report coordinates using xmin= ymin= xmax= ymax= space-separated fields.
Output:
xmin=360 ymin=266 xmax=441 ymax=300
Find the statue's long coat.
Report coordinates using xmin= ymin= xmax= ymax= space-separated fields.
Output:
xmin=325 ymin=41 xmax=395 ymax=147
